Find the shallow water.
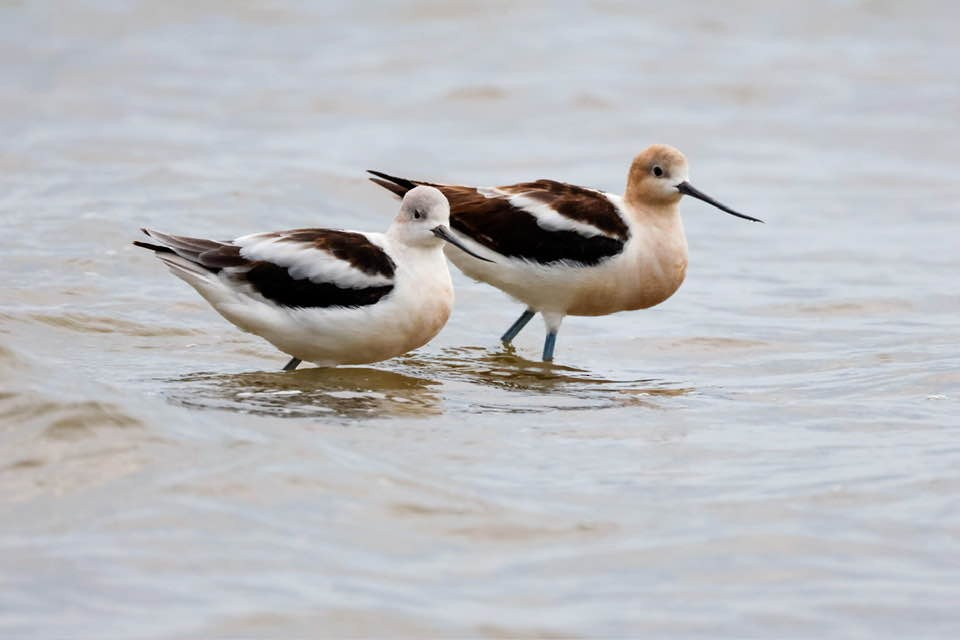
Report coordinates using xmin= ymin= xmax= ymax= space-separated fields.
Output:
xmin=2 ymin=1 xmax=959 ymax=637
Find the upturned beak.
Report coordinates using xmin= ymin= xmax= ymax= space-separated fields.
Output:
xmin=432 ymin=225 xmax=494 ymax=262
xmin=676 ymin=181 xmax=764 ymax=223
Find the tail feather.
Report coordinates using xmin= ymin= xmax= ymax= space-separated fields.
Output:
xmin=133 ymin=240 xmax=172 ymax=253
xmin=157 ymin=252 xmax=213 ymax=279
xmin=367 ymin=170 xmax=420 ymax=198
xmin=139 ymin=228 xmax=222 ymax=261
xmin=136 ymin=231 xmax=234 ymax=302
xmin=134 ymin=228 xmax=243 ymax=274
xmin=368 ymin=177 xmax=408 ymax=198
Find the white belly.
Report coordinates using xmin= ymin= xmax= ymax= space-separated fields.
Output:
xmin=444 ymin=227 xmax=688 ymax=317
xmin=198 ymin=253 xmax=454 ymax=366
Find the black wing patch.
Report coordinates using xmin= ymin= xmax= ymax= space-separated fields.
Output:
xmin=241 ymin=262 xmax=393 ymax=309
xmin=450 ymin=205 xmax=624 ymax=266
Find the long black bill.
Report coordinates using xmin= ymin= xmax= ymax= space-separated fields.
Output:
xmin=676 ymin=181 xmax=764 ymax=223
xmin=432 ymin=226 xmax=494 ymax=262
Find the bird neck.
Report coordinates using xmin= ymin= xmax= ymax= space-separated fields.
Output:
xmin=623 ymin=196 xmax=682 ymax=228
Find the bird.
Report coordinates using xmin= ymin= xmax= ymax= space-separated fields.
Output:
xmin=133 ymin=185 xmax=491 ymax=370
xmin=367 ymin=144 xmax=763 ymax=362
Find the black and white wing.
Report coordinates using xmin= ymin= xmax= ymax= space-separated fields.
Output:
xmin=135 ymin=227 xmax=396 ymax=308
xmin=369 ymin=172 xmax=630 ymax=266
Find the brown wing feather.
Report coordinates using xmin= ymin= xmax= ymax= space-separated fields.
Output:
xmin=496 ymin=180 xmax=629 ymax=239
xmin=440 ymin=182 xmax=628 ymax=266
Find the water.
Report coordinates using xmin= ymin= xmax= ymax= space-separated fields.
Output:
xmin=2 ymin=1 xmax=959 ymax=637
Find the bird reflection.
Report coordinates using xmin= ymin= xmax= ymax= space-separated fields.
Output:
xmin=169 ymin=366 xmax=441 ymax=419
xmin=389 ymin=346 xmax=693 ymax=409
xmin=166 ymin=348 xmax=693 ymax=420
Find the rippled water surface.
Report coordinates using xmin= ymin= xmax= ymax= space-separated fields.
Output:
xmin=2 ymin=1 xmax=959 ymax=637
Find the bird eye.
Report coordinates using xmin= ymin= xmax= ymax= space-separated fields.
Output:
xmin=652 ymin=165 xmax=664 ymax=177
xmin=413 ymin=210 xmax=422 ymax=220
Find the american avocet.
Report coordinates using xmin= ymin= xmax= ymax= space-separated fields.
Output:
xmin=369 ymin=145 xmax=762 ymax=362
xmin=134 ymin=186 xmax=490 ymax=370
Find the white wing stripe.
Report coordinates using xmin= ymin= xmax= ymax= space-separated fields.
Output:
xmin=477 ymin=186 xmax=510 ymax=199
xmin=508 ymin=194 xmax=610 ymax=239
xmin=236 ymin=235 xmax=393 ymax=289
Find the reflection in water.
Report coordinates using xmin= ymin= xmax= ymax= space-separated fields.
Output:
xmin=164 ymin=348 xmax=693 ymax=419
xmin=389 ymin=346 xmax=694 ymax=413
xmin=167 ymin=366 xmax=442 ymax=419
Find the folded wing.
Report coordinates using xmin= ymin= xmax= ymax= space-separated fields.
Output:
xmin=368 ymin=172 xmax=630 ymax=266
xmin=135 ymin=228 xmax=396 ymax=309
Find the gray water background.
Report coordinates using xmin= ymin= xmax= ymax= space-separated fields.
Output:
xmin=1 ymin=1 xmax=958 ymax=637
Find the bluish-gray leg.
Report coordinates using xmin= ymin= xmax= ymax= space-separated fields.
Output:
xmin=501 ymin=308 xmax=536 ymax=344
xmin=283 ymin=357 xmax=302 ymax=371
xmin=542 ymin=332 xmax=558 ymax=362
xmin=540 ymin=312 xmax=565 ymax=362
